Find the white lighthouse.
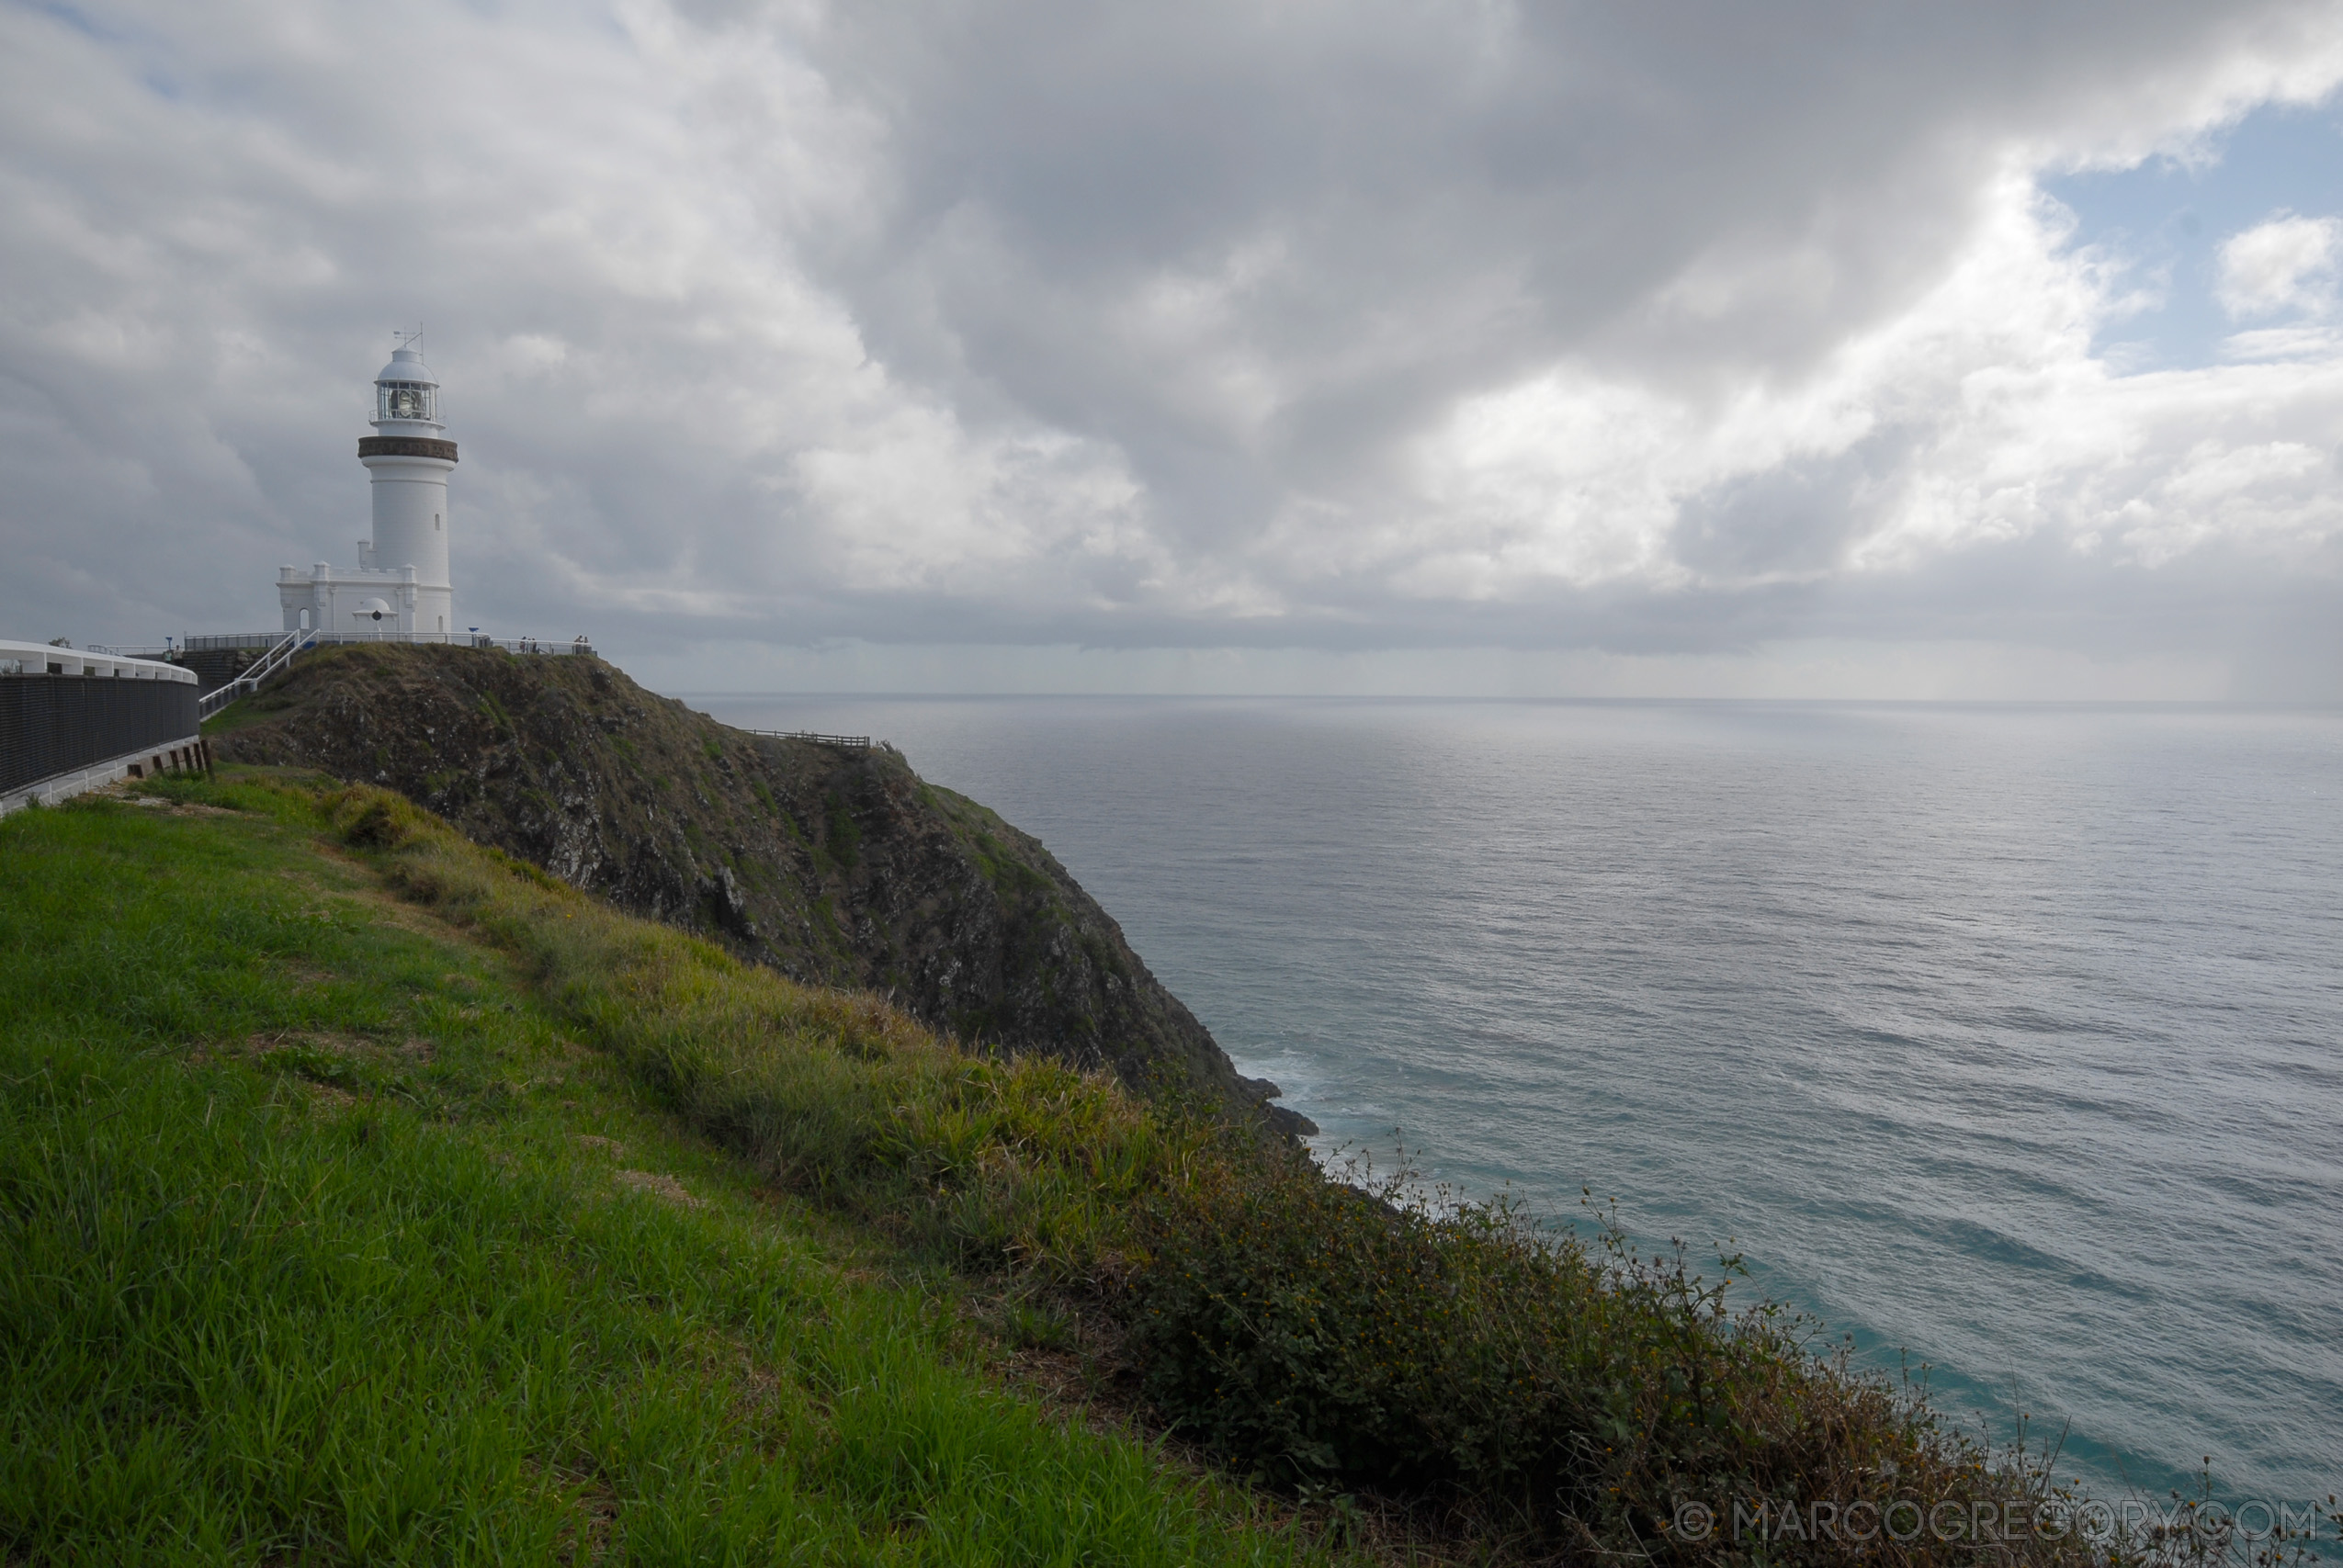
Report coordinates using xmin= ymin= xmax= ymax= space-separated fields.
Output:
xmin=277 ymin=338 xmax=459 ymax=638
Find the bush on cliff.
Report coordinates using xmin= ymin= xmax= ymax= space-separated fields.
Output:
xmin=1125 ymin=1140 xmax=2060 ymax=1556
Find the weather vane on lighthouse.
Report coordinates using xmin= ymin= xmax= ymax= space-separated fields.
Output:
xmin=276 ymin=331 xmax=460 ymax=640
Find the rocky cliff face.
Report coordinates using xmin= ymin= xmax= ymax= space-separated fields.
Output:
xmin=214 ymin=643 xmax=1306 ymax=1131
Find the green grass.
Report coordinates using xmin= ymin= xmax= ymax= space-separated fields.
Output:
xmin=0 ymin=787 xmax=1338 ymax=1565
xmin=8 ymin=771 xmax=2195 ymax=1567
xmin=255 ymin=780 xmax=2042 ymax=1556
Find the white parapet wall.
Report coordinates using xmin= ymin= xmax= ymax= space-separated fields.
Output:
xmin=0 ymin=640 xmax=200 ymax=682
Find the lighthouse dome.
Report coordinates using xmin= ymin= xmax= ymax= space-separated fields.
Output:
xmin=374 ymin=347 xmax=437 ymax=386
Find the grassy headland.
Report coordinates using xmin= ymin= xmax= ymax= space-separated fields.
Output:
xmin=0 ymin=776 xmax=1330 ymax=1564
xmin=3 ymin=768 xmax=2167 ymax=1563
xmin=206 ymin=641 xmax=1277 ymax=1123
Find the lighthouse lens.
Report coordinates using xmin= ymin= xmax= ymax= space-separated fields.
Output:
xmin=378 ymin=382 xmax=436 ymax=422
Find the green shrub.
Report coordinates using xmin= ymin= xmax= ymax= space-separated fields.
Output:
xmin=1125 ymin=1141 xmax=2129 ymax=1561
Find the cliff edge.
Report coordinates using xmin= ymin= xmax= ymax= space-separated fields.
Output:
xmin=212 ymin=643 xmax=1307 ymax=1132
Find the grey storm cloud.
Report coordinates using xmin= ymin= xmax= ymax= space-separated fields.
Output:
xmin=3 ymin=0 xmax=2340 ymax=694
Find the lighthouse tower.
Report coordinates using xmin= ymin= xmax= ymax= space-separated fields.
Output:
xmin=277 ymin=338 xmax=460 ymax=638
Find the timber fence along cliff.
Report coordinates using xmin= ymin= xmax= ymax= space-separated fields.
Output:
xmin=0 ymin=640 xmax=207 ymax=813
xmin=738 ymin=729 xmax=873 ymax=750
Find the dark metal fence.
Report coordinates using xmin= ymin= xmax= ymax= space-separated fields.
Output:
xmin=0 ymin=676 xmax=201 ymax=795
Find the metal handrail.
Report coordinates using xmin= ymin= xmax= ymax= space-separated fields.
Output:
xmin=198 ymin=627 xmax=315 ymax=720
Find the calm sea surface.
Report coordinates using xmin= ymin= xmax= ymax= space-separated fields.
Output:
xmin=695 ymin=695 xmax=2342 ymax=1499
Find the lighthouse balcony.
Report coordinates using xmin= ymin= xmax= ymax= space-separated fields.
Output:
xmin=357 ymin=434 xmax=458 ymax=462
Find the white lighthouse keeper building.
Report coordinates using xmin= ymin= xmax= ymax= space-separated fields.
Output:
xmin=277 ymin=341 xmax=459 ymax=638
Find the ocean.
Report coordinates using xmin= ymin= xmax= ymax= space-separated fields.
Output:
xmin=694 ymin=694 xmax=2343 ymax=1500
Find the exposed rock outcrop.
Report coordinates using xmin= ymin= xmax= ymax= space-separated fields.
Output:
xmin=214 ymin=643 xmax=1309 ymax=1132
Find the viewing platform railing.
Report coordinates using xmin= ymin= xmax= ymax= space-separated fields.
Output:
xmin=182 ymin=630 xmax=597 ymax=657
xmin=96 ymin=633 xmax=600 ymax=660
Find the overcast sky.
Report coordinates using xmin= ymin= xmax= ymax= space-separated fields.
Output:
xmin=5 ymin=0 xmax=2342 ymax=697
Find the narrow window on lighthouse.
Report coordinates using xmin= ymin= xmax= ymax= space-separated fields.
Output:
xmin=435 ymin=513 xmax=442 ymax=530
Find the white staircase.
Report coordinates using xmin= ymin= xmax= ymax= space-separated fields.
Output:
xmin=198 ymin=628 xmax=315 ymax=721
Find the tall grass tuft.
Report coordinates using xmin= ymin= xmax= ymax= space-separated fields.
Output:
xmin=318 ymin=780 xmax=1196 ymax=1282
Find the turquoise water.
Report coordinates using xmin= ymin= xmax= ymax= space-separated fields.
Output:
xmin=696 ymin=695 xmax=2343 ymax=1500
